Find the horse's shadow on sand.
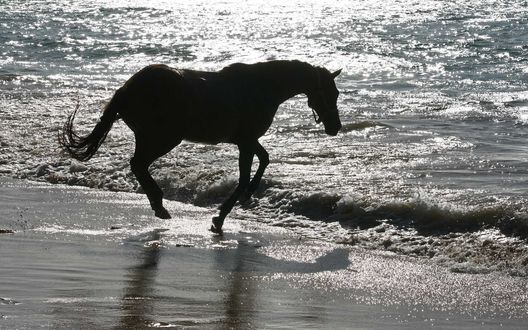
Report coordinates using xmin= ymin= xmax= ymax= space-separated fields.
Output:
xmin=211 ymin=233 xmax=351 ymax=274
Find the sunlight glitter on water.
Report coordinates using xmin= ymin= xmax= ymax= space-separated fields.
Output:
xmin=1 ymin=0 xmax=528 ymax=277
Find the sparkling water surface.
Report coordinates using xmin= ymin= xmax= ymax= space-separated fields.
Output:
xmin=1 ymin=0 xmax=528 ymax=275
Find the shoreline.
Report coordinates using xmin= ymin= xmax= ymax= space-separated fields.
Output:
xmin=1 ymin=178 xmax=527 ymax=329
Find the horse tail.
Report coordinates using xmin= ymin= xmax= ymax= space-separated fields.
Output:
xmin=60 ymin=88 xmax=124 ymax=161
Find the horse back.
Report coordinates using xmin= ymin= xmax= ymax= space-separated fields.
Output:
xmin=118 ymin=64 xmax=278 ymax=145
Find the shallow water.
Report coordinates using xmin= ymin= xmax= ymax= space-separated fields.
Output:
xmin=1 ymin=179 xmax=527 ymax=328
xmin=1 ymin=0 xmax=528 ymax=276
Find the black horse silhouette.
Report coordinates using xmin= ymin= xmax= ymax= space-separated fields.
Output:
xmin=60 ymin=60 xmax=342 ymax=232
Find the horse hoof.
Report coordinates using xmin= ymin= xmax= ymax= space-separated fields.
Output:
xmin=211 ymin=216 xmax=224 ymax=233
xmin=154 ymin=208 xmax=171 ymax=219
xmin=210 ymin=225 xmax=223 ymax=234
xmin=238 ymin=194 xmax=251 ymax=205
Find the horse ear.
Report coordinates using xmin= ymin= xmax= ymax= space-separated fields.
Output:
xmin=331 ymin=69 xmax=342 ymax=78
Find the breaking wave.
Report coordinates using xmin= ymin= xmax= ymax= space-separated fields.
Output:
xmin=22 ymin=158 xmax=528 ymax=241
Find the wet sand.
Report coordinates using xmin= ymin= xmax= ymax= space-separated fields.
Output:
xmin=1 ymin=178 xmax=527 ymax=329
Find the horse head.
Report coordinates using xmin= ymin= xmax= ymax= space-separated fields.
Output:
xmin=307 ymin=68 xmax=342 ymax=136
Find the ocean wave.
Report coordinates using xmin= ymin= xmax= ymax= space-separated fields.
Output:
xmin=334 ymin=195 xmax=528 ymax=237
xmin=16 ymin=156 xmax=528 ymax=240
xmin=339 ymin=121 xmax=392 ymax=133
xmin=250 ymin=189 xmax=528 ymax=277
xmin=0 ymin=72 xmax=19 ymax=82
xmin=256 ymin=189 xmax=528 ymax=239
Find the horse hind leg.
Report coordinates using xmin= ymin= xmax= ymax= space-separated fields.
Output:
xmin=130 ymin=137 xmax=178 ymax=219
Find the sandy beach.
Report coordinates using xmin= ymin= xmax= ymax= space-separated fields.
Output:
xmin=0 ymin=178 xmax=526 ymax=329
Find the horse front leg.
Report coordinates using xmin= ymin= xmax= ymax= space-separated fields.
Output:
xmin=239 ymin=141 xmax=269 ymax=204
xmin=211 ymin=143 xmax=255 ymax=232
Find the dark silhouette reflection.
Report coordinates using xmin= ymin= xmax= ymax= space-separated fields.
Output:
xmin=118 ymin=230 xmax=162 ymax=329
xmin=214 ymin=234 xmax=351 ymax=329
xmin=218 ymin=239 xmax=257 ymax=330
xmin=116 ymin=230 xmax=350 ymax=329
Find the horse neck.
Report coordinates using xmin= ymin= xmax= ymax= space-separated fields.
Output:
xmin=267 ymin=61 xmax=317 ymax=105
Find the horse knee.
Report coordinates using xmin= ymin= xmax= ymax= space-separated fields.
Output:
xmin=256 ymin=147 xmax=269 ymax=168
xmin=260 ymin=153 xmax=269 ymax=168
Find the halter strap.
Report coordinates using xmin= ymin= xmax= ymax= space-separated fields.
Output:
xmin=311 ymin=68 xmax=329 ymax=124
xmin=312 ymin=108 xmax=322 ymax=123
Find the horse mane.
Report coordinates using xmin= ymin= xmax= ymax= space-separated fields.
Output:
xmin=218 ymin=60 xmax=321 ymax=93
xmin=220 ymin=60 xmax=316 ymax=76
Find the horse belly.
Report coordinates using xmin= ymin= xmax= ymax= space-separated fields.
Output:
xmin=181 ymin=114 xmax=240 ymax=144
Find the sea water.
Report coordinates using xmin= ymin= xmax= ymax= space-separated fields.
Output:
xmin=1 ymin=0 xmax=528 ymax=276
